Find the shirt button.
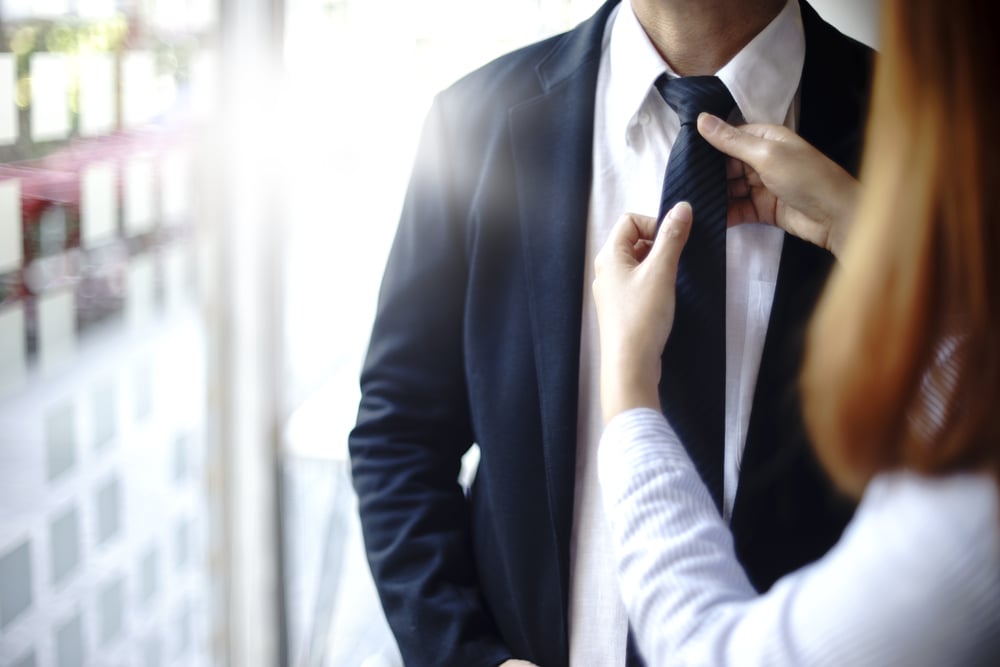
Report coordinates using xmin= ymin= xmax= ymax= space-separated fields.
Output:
xmin=637 ymin=111 xmax=651 ymax=125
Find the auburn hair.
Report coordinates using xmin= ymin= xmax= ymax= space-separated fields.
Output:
xmin=802 ymin=0 xmax=1000 ymax=497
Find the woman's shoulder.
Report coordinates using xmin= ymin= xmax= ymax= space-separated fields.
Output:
xmin=856 ymin=470 xmax=999 ymax=561
xmin=861 ymin=469 xmax=999 ymax=535
xmin=859 ymin=471 xmax=999 ymax=622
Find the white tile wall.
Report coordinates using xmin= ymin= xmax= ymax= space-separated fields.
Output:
xmin=0 ymin=179 xmax=23 ymax=274
xmin=125 ymin=256 xmax=156 ymax=328
xmin=0 ymin=55 xmax=17 ymax=145
xmin=37 ymin=290 xmax=75 ymax=372
xmin=0 ymin=304 xmax=27 ymax=399
xmin=122 ymin=53 xmax=156 ymax=129
xmin=29 ymin=54 xmax=70 ymax=142
xmin=81 ymin=163 xmax=117 ymax=247
xmin=124 ymin=158 xmax=155 ymax=237
xmin=160 ymin=150 xmax=191 ymax=227
xmin=78 ymin=54 xmax=116 ymax=138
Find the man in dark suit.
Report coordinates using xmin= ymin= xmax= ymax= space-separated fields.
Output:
xmin=350 ymin=1 xmax=872 ymax=666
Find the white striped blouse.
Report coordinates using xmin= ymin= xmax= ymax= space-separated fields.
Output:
xmin=598 ymin=408 xmax=1000 ymax=666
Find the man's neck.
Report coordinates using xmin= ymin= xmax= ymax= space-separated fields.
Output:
xmin=631 ymin=0 xmax=788 ymax=75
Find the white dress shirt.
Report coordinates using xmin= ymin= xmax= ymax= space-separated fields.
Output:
xmin=569 ymin=1 xmax=805 ymax=664
xmin=598 ymin=408 xmax=1000 ymax=666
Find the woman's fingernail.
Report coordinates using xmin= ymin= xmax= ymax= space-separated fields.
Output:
xmin=669 ymin=201 xmax=692 ymax=219
xmin=699 ymin=112 xmax=721 ymax=133
xmin=663 ymin=202 xmax=691 ymax=237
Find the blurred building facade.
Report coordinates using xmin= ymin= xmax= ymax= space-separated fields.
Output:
xmin=0 ymin=2 xmax=219 ymax=666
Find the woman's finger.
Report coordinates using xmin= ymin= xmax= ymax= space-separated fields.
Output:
xmin=612 ymin=212 xmax=659 ymax=246
xmin=647 ymin=202 xmax=692 ymax=284
xmin=727 ymin=197 xmax=762 ymax=228
xmin=697 ymin=113 xmax=770 ymax=166
xmin=628 ymin=213 xmax=659 ymax=242
xmin=726 ymin=155 xmax=746 ymax=180
xmin=728 ymin=175 xmax=750 ymax=199
xmin=743 ymin=167 xmax=765 ymax=188
xmin=633 ymin=238 xmax=655 ymax=263
xmin=598 ymin=213 xmax=658 ymax=268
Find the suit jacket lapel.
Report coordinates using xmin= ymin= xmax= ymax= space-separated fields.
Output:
xmin=737 ymin=1 xmax=871 ymax=503
xmin=508 ymin=0 xmax=616 ymax=615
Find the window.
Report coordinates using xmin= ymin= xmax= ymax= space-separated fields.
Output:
xmin=0 ymin=2 xmax=221 ymax=666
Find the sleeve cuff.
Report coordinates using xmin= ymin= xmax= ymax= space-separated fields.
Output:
xmin=598 ymin=407 xmax=699 ymax=503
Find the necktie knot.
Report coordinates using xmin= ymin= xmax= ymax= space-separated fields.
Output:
xmin=655 ymin=74 xmax=736 ymax=126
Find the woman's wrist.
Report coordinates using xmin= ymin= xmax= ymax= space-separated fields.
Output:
xmin=601 ymin=358 xmax=661 ymax=424
xmin=825 ymin=168 xmax=860 ymax=259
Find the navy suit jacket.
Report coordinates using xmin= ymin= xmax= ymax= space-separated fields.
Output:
xmin=350 ymin=2 xmax=873 ymax=666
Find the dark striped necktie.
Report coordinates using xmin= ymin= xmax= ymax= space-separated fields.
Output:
xmin=655 ymin=74 xmax=736 ymax=512
xmin=624 ymin=75 xmax=738 ymax=667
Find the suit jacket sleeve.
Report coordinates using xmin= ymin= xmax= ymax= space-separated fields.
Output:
xmin=349 ymin=95 xmax=513 ymax=667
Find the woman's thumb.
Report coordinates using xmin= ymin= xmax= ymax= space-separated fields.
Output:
xmin=649 ymin=202 xmax=692 ymax=280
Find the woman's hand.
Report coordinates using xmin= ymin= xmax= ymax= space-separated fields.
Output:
xmin=593 ymin=203 xmax=692 ymax=424
xmin=697 ymin=113 xmax=859 ymax=259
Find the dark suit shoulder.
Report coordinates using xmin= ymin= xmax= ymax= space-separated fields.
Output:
xmin=801 ymin=1 xmax=874 ymax=92
xmin=415 ymin=11 xmax=606 ymax=221
xmin=440 ymin=33 xmax=561 ymax=108
xmin=798 ymin=1 xmax=875 ymax=174
xmin=404 ymin=37 xmax=564 ymax=225
xmin=434 ymin=0 xmax=615 ymax=129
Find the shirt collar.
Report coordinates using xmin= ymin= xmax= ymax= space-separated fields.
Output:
xmin=606 ymin=0 xmax=805 ymax=138
xmin=717 ymin=0 xmax=804 ymax=125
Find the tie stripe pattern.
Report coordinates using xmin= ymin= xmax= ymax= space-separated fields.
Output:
xmin=655 ymin=75 xmax=736 ymax=511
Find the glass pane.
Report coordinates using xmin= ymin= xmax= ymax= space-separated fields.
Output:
xmin=0 ymin=2 xmax=220 ymax=665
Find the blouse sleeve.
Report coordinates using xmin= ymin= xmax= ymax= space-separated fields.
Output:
xmin=597 ymin=408 xmax=1000 ymax=667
